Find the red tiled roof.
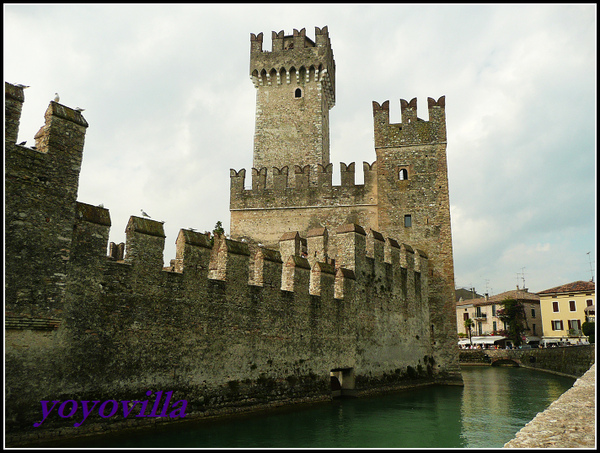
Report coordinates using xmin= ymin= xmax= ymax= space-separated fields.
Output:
xmin=537 ymin=280 xmax=595 ymax=295
xmin=456 ymin=289 xmax=539 ymax=307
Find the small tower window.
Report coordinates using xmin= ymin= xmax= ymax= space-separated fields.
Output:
xmin=404 ymin=214 xmax=412 ymax=228
xmin=294 ymin=88 xmax=302 ymax=98
xmin=398 ymin=168 xmax=408 ymax=180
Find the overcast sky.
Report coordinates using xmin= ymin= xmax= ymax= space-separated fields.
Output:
xmin=4 ymin=3 xmax=596 ymax=295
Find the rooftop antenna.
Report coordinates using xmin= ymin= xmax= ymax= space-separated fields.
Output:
xmin=516 ymin=267 xmax=526 ymax=290
xmin=587 ymin=252 xmax=594 ymax=282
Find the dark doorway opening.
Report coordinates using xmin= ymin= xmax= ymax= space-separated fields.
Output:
xmin=330 ymin=367 xmax=356 ymax=398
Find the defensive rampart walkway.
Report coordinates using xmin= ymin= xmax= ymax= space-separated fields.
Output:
xmin=504 ymin=363 xmax=596 ymax=448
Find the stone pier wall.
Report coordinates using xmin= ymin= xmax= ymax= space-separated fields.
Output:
xmin=459 ymin=344 xmax=595 ymax=378
xmin=504 ymin=363 xmax=596 ymax=448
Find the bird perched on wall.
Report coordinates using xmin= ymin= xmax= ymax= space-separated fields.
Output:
xmin=18 ymin=141 xmax=27 ymax=146
xmin=54 ymin=93 xmax=60 ymax=102
xmin=75 ymin=107 xmax=85 ymax=112
xmin=140 ymin=209 xmax=151 ymax=218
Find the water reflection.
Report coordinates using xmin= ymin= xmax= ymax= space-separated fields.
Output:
xmin=460 ymin=367 xmax=575 ymax=447
xmin=34 ymin=367 xmax=574 ymax=448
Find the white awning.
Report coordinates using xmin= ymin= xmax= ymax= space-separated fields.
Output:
xmin=474 ymin=336 xmax=506 ymax=345
xmin=541 ymin=337 xmax=563 ymax=344
xmin=459 ymin=336 xmax=506 ymax=345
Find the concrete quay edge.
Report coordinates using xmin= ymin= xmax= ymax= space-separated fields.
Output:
xmin=504 ymin=363 xmax=596 ymax=448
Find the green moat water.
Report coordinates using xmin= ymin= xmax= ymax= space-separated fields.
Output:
xmin=39 ymin=367 xmax=575 ymax=448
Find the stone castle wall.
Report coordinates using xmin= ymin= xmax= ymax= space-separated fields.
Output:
xmin=230 ymin=162 xmax=379 ymax=248
xmin=5 ymin=82 xmax=448 ymax=443
xmin=6 ymin=26 xmax=463 ymax=443
xmin=231 ymin=90 xmax=461 ymax=381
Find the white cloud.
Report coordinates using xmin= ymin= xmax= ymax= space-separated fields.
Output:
xmin=5 ymin=3 xmax=596 ymax=292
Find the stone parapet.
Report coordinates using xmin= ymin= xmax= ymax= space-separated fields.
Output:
xmin=372 ymin=97 xmax=446 ymax=147
xmin=250 ymin=26 xmax=335 ymax=105
xmin=504 ymin=363 xmax=596 ymax=448
xmin=459 ymin=345 xmax=595 ymax=378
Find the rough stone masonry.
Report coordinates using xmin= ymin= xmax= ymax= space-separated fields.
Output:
xmin=5 ymin=26 xmax=462 ymax=445
xmin=232 ymin=27 xmax=460 ymax=381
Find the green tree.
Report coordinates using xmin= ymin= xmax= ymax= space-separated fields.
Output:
xmin=464 ymin=318 xmax=474 ymax=345
xmin=210 ymin=221 xmax=225 ymax=246
xmin=213 ymin=220 xmax=225 ymax=237
xmin=496 ymin=298 xmax=527 ymax=347
xmin=582 ymin=321 xmax=595 ymax=344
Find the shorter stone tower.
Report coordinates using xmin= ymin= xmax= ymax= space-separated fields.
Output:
xmin=372 ymin=96 xmax=459 ymax=380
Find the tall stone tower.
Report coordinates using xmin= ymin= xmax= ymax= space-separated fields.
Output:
xmin=250 ymin=27 xmax=335 ymax=184
xmin=230 ymin=27 xmax=461 ymax=383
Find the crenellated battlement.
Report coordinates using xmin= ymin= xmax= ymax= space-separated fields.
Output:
xmin=230 ymin=161 xmax=378 ymax=210
xmin=249 ymin=26 xmax=335 ymax=108
xmin=250 ymin=26 xmax=331 ymax=53
xmin=5 ymin=82 xmax=25 ymax=144
xmin=372 ymin=96 xmax=446 ymax=148
xmin=74 ymin=203 xmax=427 ymax=307
xmin=250 ymin=26 xmax=336 ymax=174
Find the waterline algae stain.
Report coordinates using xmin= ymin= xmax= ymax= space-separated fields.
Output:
xmin=32 ymin=367 xmax=575 ymax=448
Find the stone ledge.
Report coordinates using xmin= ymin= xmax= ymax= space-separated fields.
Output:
xmin=504 ymin=363 xmax=595 ymax=448
xmin=5 ymin=316 xmax=61 ymax=331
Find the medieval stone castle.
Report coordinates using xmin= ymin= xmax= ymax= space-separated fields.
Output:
xmin=5 ymin=26 xmax=461 ymax=443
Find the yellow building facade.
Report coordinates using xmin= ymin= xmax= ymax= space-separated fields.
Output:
xmin=538 ymin=280 xmax=595 ymax=345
